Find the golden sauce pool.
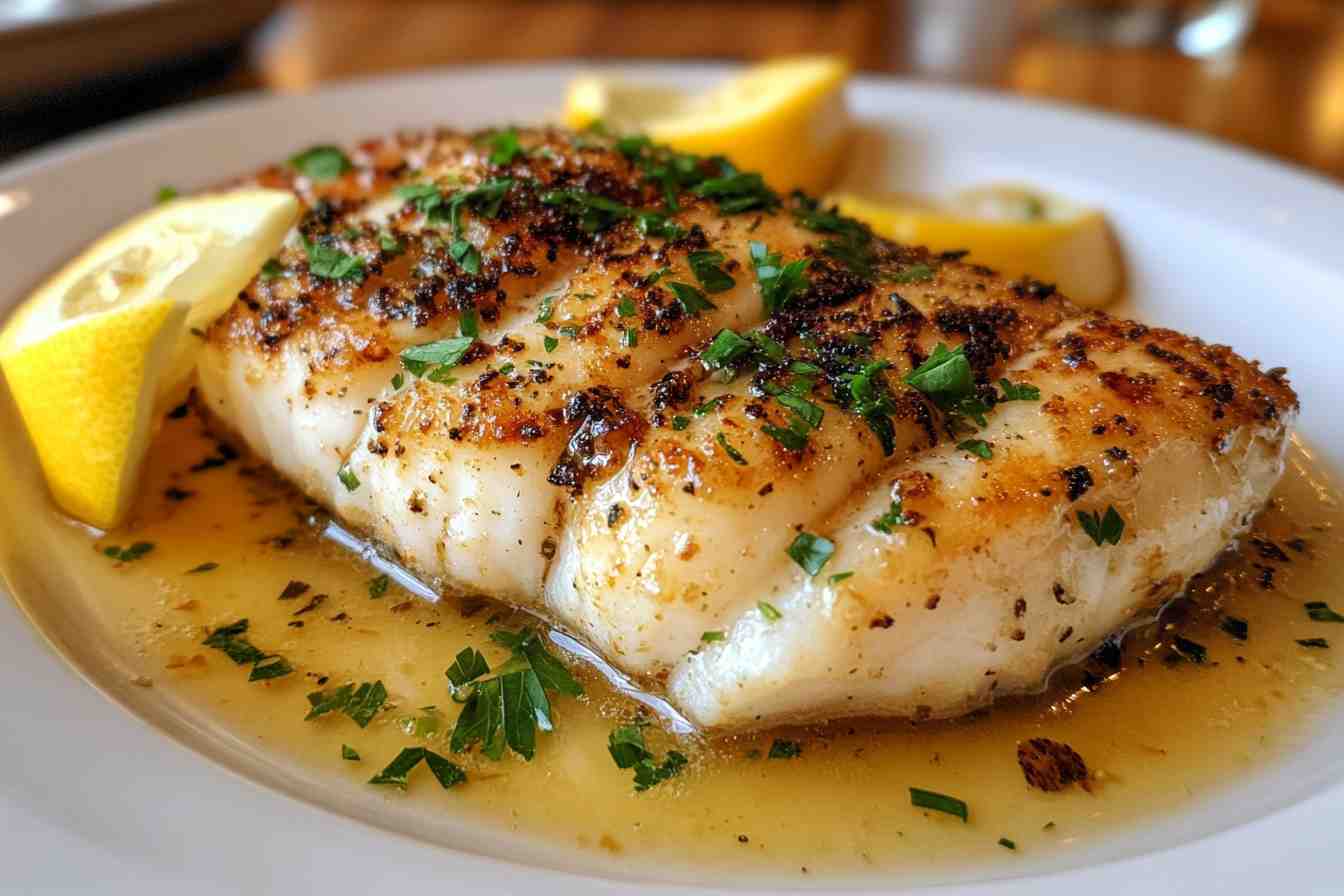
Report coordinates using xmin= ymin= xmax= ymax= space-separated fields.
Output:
xmin=15 ymin=409 xmax=1344 ymax=882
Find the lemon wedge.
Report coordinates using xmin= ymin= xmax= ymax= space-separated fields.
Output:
xmin=0 ymin=189 xmax=300 ymax=528
xmin=563 ymin=56 xmax=853 ymax=195
xmin=828 ymin=185 xmax=1123 ymax=308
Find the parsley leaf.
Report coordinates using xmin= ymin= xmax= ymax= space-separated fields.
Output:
xmin=541 ymin=189 xmax=633 ymax=232
xmin=688 ymin=250 xmax=735 ymax=293
xmin=957 ymin=438 xmax=993 ymax=459
xmin=1077 ymin=506 xmax=1125 ymax=546
xmin=749 ymin=241 xmax=810 ymax=314
xmin=342 ymin=744 xmax=360 ymax=761
xmin=758 ymin=601 xmax=783 ymax=622
xmin=1171 ymin=635 xmax=1208 ymax=663
xmin=302 ymin=237 xmax=365 ymax=283
xmin=449 ymin=238 xmax=481 ymax=274
xmin=700 ymin=328 xmax=752 ymax=370
xmin=449 ymin=629 xmax=583 ymax=761
xmin=259 ymin=258 xmax=284 ymax=281
xmin=401 ymin=336 xmax=474 ymax=378
xmin=543 ymin=335 xmax=559 ymax=353
xmin=1220 ymin=616 xmax=1249 ymax=641
xmin=1306 ymin=601 xmax=1344 ymax=622
xmin=762 ymin=421 xmax=808 ymax=451
xmin=666 ymin=281 xmax=717 ymax=316
xmin=905 ymin=344 xmax=973 ymax=404
xmin=369 ymin=747 xmax=466 ymax=790
xmin=367 ymin=574 xmax=390 ymax=599
xmin=306 ymin=680 xmax=388 ymax=727
xmin=103 ymin=542 xmax=154 ymax=562
xmin=155 ymin=186 xmax=179 ymax=203
xmin=288 ymin=145 xmax=352 ymax=180
xmin=203 ymin=619 xmax=292 ymax=681
xmin=607 ymin=724 xmax=689 ymax=791
xmin=998 ymin=379 xmax=1041 ymax=402
xmin=485 ymin=128 xmax=524 ymax=165
xmin=910 ymin=787 xmax=968 ymax=822
xmin=636 ymin=212 xmax=686 ymax=240
xmin=787 ymin=532 xmax=834 ymax=576
xmin=337 ymin=465 xmax=360 ymax=492
xmin=871 ymin=500 xmax=912 ymax=533
xmin=185 ymin=562 xmax=219 ymax=574
xmin=701 ymin=630 xmax=726 ymax=643
xmin=694 ymin=170 xmax=778 ymax=213
xmin=768 ymin=739 xmax=801 ymax=759
xmin=1298 ymin=637 xmax=1330 ymax=648
xmin=716 ymin=432 xmax=748 ymax=465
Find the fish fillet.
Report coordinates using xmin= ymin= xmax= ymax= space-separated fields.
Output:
xmin=197 ymin=128 xmax=1296 ymax=730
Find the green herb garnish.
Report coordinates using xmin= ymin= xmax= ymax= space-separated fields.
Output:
xmin=871 ymin=500 xmax=912 ymax=533
xmin=957 ymin=438 xmax=993 ymax=459
xmin=400 ymin=336 xmax=474 ymax=378
xmin=543 ymin=335 xmax=559 ymax=353
xmin=541 ymin=188 xmax=633 ymax=233
xmin=1077 ymin=506 xmax=1124 ymax=546
xmin=185 ymin=562 xmax=219 ymax=574
xmin=700 ymin=328 xmax=752 ymax=370
xmin=1306 ymin=601 xmax=1344 ymax=623
xmin=367 ymin=574 xmax=390 ymax=599
xmin=104 ymin=542 xmax=154 ymax=562
xmin=667 ymin=281 xmax=716 ymax=316
xmin=1220 ymin=616 xmax=1249 ymax=641
xmin=749 ymin=241 xmax=810 ymax=314
xmin=155 ymin=186 xmax=179 ymax=203
xmin=306 ymin=680 xmax=388 ymax=727
xmin=337 ymin=465 xmax=360 ymax=492
xmin=203 ymin=619 xmax=292 ymax=681
xmin=701 ymin=630 xmax=725 ymax=643
xmin=259 ymin=258 xmax=284 ymax=281
xmin=302 ymin=237 xmax=365 ymax=283
xmin=1298 ymin=638 xmax=1330 ymax=648
xmin=288 ymin=145 xmax=352 ymax=180
xmin=694 ymin=170 xmax=778 ymax=213
xmin=1171 ymin=636 xmax=1208 ymax=663
xmin=485 ymin=128 xmax=523 ymax=166
xmin=910 ymin=787 xmax=968 ymax=822
xmin=607 ymin=724 xmax=690 ymax=791
xmin=716 ymin=432 xmax=748 ymax=465
xmin=369 ymin=747 xmax=465 ymax=790
xmin=998 ymin=379 xmax=1041 ymax=402
xmin=449 ymin=238 xmax=481 ymax=274
xmin=449 ymin=629 xmax=583 ymax=761
xmin=757 ymin=601 xmax=783 ymax=622
xmin=768 ymin=739 xmax=801 ymax=759
xmin=688 ymin=249 xmax=735 ymax=293
xmin=893 ymin=263 xmax=936 ymax=284
xmin=787 ymin=532 xmax=834 ymax=576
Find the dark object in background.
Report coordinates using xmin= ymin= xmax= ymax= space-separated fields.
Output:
xmin=0 ymin=0 xmax=277 ymax=106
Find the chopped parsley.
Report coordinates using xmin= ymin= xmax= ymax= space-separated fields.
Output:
xmin=716 ymin=432 xmax=748 ymax=465
xmin=635 ymin=212 xmax=685 ymax=240
xmin=458 ymin=308 xmax=479 ymax=339
xmin=202 ymin=619 xmax=292 ymax=681
xmin=957 ymin=438 xmax=993 ymax=460
xmin=694 ymin=169 xmax=778 ymax=213
xmin=1305 ymin=601 xmax=1344 ymax=623
xmin=1077 ymin=506 xmax=1124 ymax=546
xmin=871 ymin=500 xmax=912 ymax=533
xmin=672 ymin=415 xmax=690 ymax=431
xmin=757 ymin=601 xmax=782 ymax=622
xmin=448 ymin=629 xmax=583 ymax=761
xmin=485 ymin=127 xmax=523 ymax=166
xmin=667 ymin=281 xmax=717 ymax=316
xmin=768 ymin=739 xmax=801 ymax=759
xmin=905 ymin=343 xmax=973 ymax=405
xmin=302 ymin=237 xmax=365 ymax=283
xmin=342 ymin=744 xmax=360 ymax=761
xmin=998 ymin=379 xmax=1041 ymax=402
xmin=155 ymin=186 xmax=179 ymax=203
xmin=1220 ymin=616 xmax=1249 ymax=641
xmin=762 ymin=421 xmax=808 ymax=452
xmin=400 ymin=336 xmax=474 ymax=378
xmin=185 ymin=562 xmax=219 ymax=574
xmin=621 ymin=327 xmax=639 ymax=348
xmin=259 ymin=258 xmax=284 ymax=281
xmin=369 ymin=747 xmax=465 ymax=790
xmin=700 ymin=328 xmax=752 ymax=370
xmin=749 ymin=241 xmax=810 ymax=314
xmin=607 ymin=724 xmax=689 ymax=791
xmin=688 ymin=249 xmax=735 ymax=293
xmin=337 ymin=465 xmax=360 ymax=492
xmin=787 ymin=532 xmax=834 ymax=576
xmin=543 ymin=335 xmax=559 ymax=353
xmin=1171 ymin=635 xmax=1208 ymax=663
xmin=701 ymin=630 xmax=726 ymax=643
xmin=910 ymin=787 xmax=968 ymax=822
xmin=616 ymin=295 xmax=637 ymax=317
xmin=1298 ymin=637 xmax=1330 ymax=648
xmin=998 ymin=837 xmax=1017 ymax=851
xmin=540 ymin=188 xmax=633 ymax=232
xmin=829 ymin=571 xmax=854 ymax=584
xmin=306 ymin=680 xmax=388 ymax=727
xmin=104 ymin=542 xmax=154 ymax=562
xmin=892 ymin=263 xmax=936 ymax=284
xmin=535 ymin=292 xmax=556 ymax=322
xmin=449 ymin=238 xmax=481 ymax=274
xmin=846 ymin=359 xmax=900 ymax=455
xmin=378 ymin=231 xmax=403 ymax=255
xmin=391 ymin=372 xmax=405 ymax=390
xmin=288 ymin=145 xmax=352 ymax=180
xmin=367 ymin=574 xmax=390 ymax=599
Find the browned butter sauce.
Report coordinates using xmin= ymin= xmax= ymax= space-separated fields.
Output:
xmin=44 ymin=411 xmax=1344 ymax=879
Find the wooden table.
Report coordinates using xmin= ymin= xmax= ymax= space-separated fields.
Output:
xmin=4 ymin=0 xmax=1343 ymax=185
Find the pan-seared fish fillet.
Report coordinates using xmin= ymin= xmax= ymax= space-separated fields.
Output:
xmin=198 ymin=129 xmax=1296 ymax=730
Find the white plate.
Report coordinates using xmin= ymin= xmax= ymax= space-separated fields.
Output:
xmin=2 ymin=63 xmax=1343 ymax=895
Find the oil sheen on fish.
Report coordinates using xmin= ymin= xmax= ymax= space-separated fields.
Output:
xmin=196 ymin=128 xmax=1297 ymax=730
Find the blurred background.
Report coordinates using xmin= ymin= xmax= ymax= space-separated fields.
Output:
xmin=2 ymin=0 xmax=1342 ymax=183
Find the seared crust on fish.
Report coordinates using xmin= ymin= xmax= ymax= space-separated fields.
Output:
xmin=198 ymin=128 xmax=1296 ymax=730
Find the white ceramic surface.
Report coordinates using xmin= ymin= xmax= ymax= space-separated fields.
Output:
xmin=1 ymin=63 xmax=1343 ymax=894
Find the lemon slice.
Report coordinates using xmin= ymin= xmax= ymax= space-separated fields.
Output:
xmin=828 ymin=185 xmax=1123 ymax=308
xmin=563 ymin=56 xmax=853 ymax=195
xmin=0 ymin=189 xmax=299 ymax=528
